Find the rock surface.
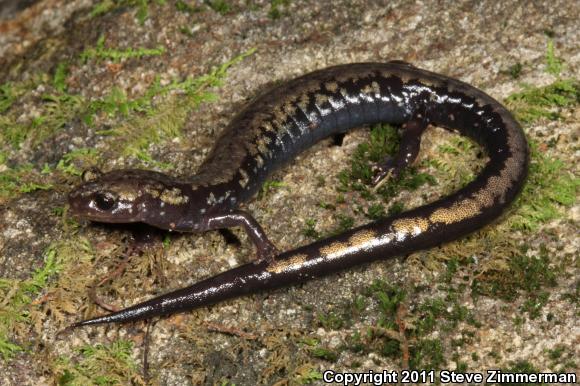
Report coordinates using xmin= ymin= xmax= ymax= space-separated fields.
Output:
xmin=0 ymin=1 xmax=578 ymax=385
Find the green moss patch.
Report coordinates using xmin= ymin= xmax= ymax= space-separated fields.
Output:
xmin=472 ymin=246 xmax=559 ymax=319
xmin=90 ymin=0 xmax=167 ymax=24
xmin=0 ymin=47 xmax=254 ymax=203
xmin=269 ymin=0 xmax=290 ymax=19
xmin=298 ymin=123 xmax=436 ymax=238
xmin=338 ymin=123 xmax=436 ymax=203
xmin=0 ymin=164 xmax=53 ymax=202
xmin=54 ymin=340 xmax=145 ymax=386
xmin=0 ymin=246 xmax=64 ymax=359
xmin=80 ymin=35 xmax=165 ymax=63
xmin=308 ymin=280 xmax=480 ymax=370
xmin=95 ymin=48 xmax=255 ymax=163
xmin=0 ymin=79 xmax=85 ymax=150
xmin=545 ymin=39 xmax=564 ymax=76
xmin=507 ymin=140 xmax=578 ymax=231
xmin=505 ymin=79 xmax=579 ymax=124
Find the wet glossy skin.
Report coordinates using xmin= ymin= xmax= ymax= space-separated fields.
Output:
xmin=68 ymin=62 xmax=528 ymax=327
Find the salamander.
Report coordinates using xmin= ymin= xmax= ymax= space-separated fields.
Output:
xmin=67 ymin=61 xmax=528 ymax=327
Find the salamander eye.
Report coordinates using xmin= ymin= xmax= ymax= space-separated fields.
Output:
xmin=94 ymin=193 xmax=116 ymax=211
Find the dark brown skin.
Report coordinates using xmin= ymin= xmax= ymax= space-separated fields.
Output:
xmin=68 ymin=62 xmax=528 ymax=327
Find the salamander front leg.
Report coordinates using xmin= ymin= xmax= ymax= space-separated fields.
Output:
xmin=202 ymin=210 xmax=279 ymax=263
xmin=372 ymin=116 xmax=429 ymax=186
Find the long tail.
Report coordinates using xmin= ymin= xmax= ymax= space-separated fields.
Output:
xmin=70 ymin=179 xmax=525 ymax=328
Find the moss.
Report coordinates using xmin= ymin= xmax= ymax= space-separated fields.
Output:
xmin=345 ymin=331 xmax=365 ymax=353
xmin=0 ymin=76 xmax=43 ymax=116
xmin=308 ymin=346 xmax=338 ymax=362
xmin=0 ymin=82 xmax=18 ymax=113
xmin=418 ymin=296 xmax=474 ymax=335
xmin=302 ymin=213 xmax=355 ymax=241
xmin=80 ymin=34 xmax=165 ymax=63
xmin=53 ymin=62 xmax=69 ymax=93
xmin=0 ymin=164 xmax=53 ymax=203
xmin=137 ymin=0 xmax=166 ymax=24
xmin=328 ymin=122 xmax=436 ymax=236
xmin=38 ymin=93 xmax=85 ymax=140
xmin=342 ymin=281 xmax=406 ymax=360
xmin=317 ymin=201 xmax=335 ymax=210
xmin=507 ymin=141 xmax=579 ymax=231
xmin=86 ymin=87 xmax=145 ymax=121
xmin=204 ymin=0 xmax=231 ymax=15
xmin=302 ymin=218 xmax=320 ymax=239
xmin=0 ymin=17 xmax=256 ymax=160
xmin=1 ymin=49 xmax=251 ymax=185
xmin=545 ymin=39 xmax=563 ymax=76
xmin=330 ymin=214 xmax=355 ymax=235
xmin=175 ymin=0 xmax=200 ymax=14
xmin=294 ymin=367 xmax=323 ymax=384
xmin=414 ymin=297 xmax=445 ymax=334
xmin=471 ymin=246 xmax=558 ymax=319
xmin=365 ymin=280 xmax=406 ymax=330
xmin=546 ymin=345 xmax=565 ymax=361
xmin=435 ymin=136 xmax=479 ymax=183
xmin=316 ymin=311 xmax=345 ymax=330
xmin=330 ymin=279 xmax=484 ymax=370
xmin=338 ymin=123 xmax=399 ymax=190
xmin=414 ymin=134 xmax=575 ymax=322
xmin=436 ymin=136 xmax=476 ymax=156
xmin=338 ymin=124 xmax=432 ymax=201
xmin=456 ymin=361 xmax=468 ymax=372
xmin=0 ymin=245 xmax=64 ymax=359
xmin=520 ymin=291 xmax=551 ymax=320
xmin=410 ymin=339 xmax=445 ymax=370
xmin=0 ymin=146 xmax=101 ymax=202
xmin=89 ymin=0 xmax=166 ymax=24
xmin=365 ymin=202 xmax=385 ymax=220
xmin=257 ymin=180 xmax=285 ymax=200
xmin=0 ymin=69 xmax=86 ymax=151
xmin=96 ymin=48 xmax=255 ymax=161
xmin=411 ymin=86 xmax=576 ymax=313
xmin=421 ymin=135 xmax=482 ymax=197
xmin=500 ymin=360 xmax=542 ymax=386
xmin=269 ymin=0 xmax=290 ymax=19
xmin=489 ymin=350 xmax=502 ymax=361
xmin=0 ymin=147 xmax=100 ymax=203
xmin=503 ymin=62 xmax=523 ymax=79
xmin=505 ymin=79 xmax=579 ymax=124
xmin=54 ymin=340 xmax=145 ymax=386
xmin=56 ymin=148 xmax=100 ymax=177
xmin=338 ymin=123 xmax=436 ymax=213
xmin=560 ymin=279 xmax=579 ymax=309
xmin=88 ymin=0 xmax=116 ymax=18
xmin=387 ymin=201 xmax=405 ymax=215
xmin=1 ymin=92 xmax=84 ymax=150
xmin=378 ymin=169 xmax=436 ymax=202
xmin=441 ymin=256 xmax=459 ymax=283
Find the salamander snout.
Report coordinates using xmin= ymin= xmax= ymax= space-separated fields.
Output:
xmin=68 ymin=182 xmax=135 ymax=223
xmin=67 ymin=170 xmax=147 ymax=223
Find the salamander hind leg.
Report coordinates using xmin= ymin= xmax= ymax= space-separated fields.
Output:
xmin=371 ymin=115 xmax=429 ymax=186
xmin=202 ymin=210 xmax=279 ymax=263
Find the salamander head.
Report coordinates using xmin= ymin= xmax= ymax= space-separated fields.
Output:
xmin=68 ymin=168 xmax=191 ymax=227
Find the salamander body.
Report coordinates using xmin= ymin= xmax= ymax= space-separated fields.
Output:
xmin=68 ymin=62 xmax=528 ymax=326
